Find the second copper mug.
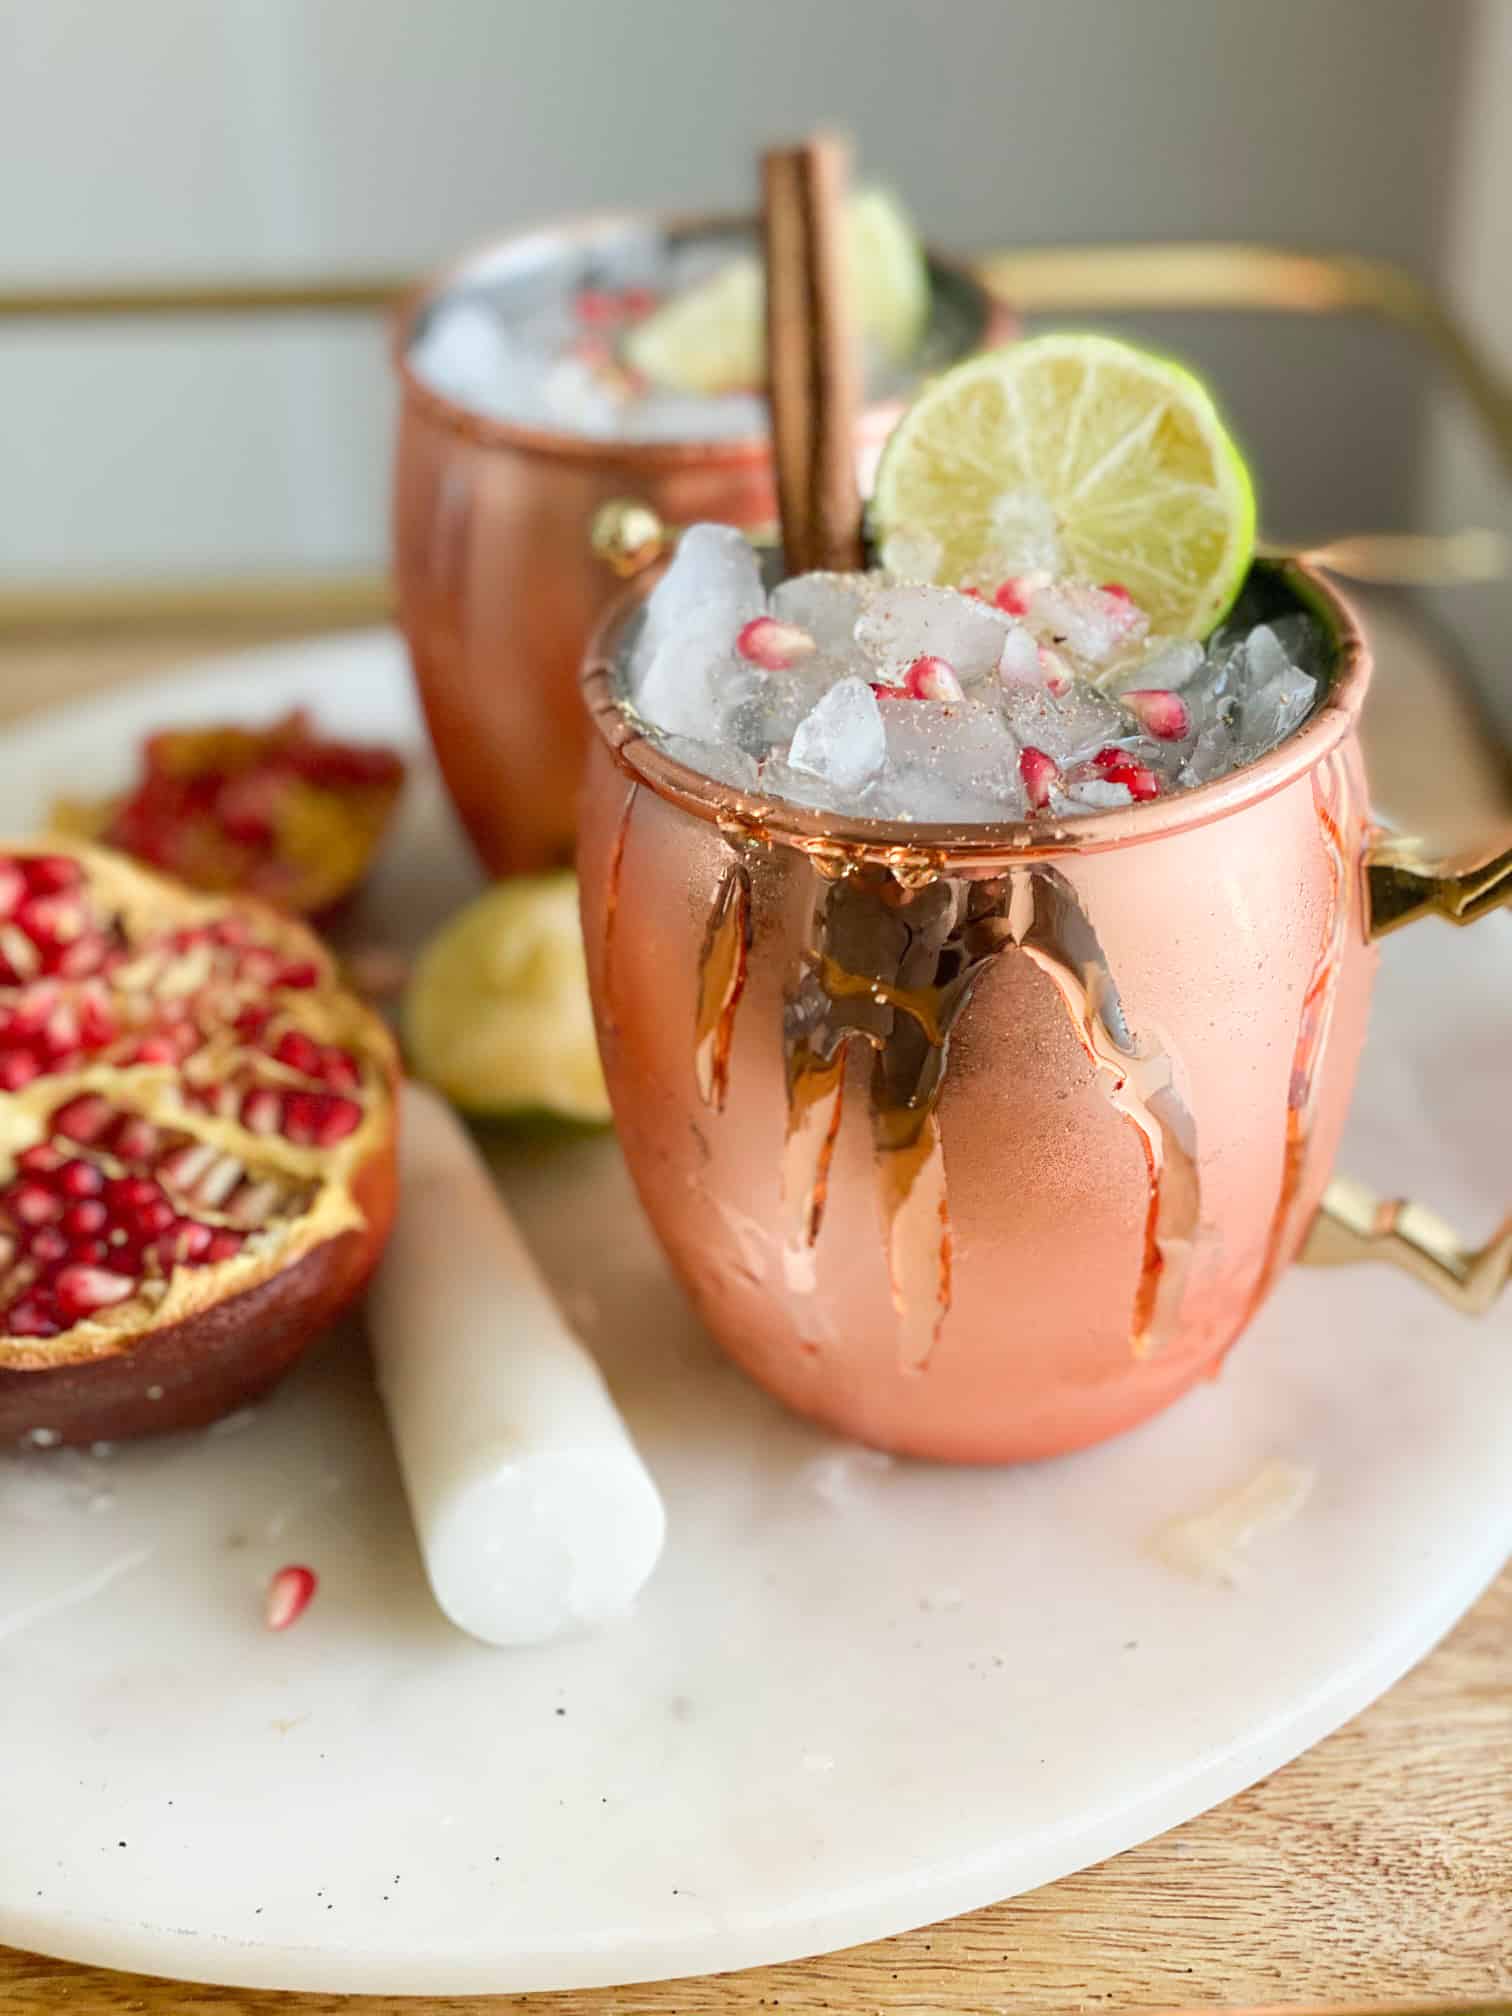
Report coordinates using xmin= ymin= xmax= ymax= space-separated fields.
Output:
xmin=392 ymin=211 xmax=1011 ymax=877
xmin=579 ymin=562 xmax=1510 ymax=1464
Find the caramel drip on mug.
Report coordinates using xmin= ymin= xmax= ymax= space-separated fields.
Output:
xmin=1006 ymin=867 xmax=1200 ymax=1361
xmin=1242 ymin=753 xmax=1353 ymax=1323
xmin=694 ymin=859 xmax=752 ymax=1111
xmin=780 ymin=875 xmax=1011 ymax=1371
xmin=599 ymin=782 xmax=639 ymax=1036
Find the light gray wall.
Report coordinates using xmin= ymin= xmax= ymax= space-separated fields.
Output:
xmin=0 ymin=0 xmax=1478 ymax=582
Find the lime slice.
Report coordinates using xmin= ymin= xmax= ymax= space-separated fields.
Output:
xmin=870 ymin=333 xmax=1256 ymax=638
xmin=623 ymin=257 xmax=764 ymax=397
xmin=403 ymin=874 xmax=611 ymax=1125
xmin=847 ymin=186 xmax=930 ymax=364
xmin=625 ymin=187 xmax=929 ymax=396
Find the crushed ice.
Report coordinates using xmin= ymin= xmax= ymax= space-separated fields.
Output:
xmin=622 ymin=526 xmax=1321 ymax=824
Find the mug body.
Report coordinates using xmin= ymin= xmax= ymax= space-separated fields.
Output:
xmin=392 ymin=212 xmax=1012 ymax=877
xmin=578 ymin=565 xmax=1376 ymax=1463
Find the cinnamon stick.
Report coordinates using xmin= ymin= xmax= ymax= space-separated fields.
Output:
xmin=762 ymin=135 xmax=865 ymax=576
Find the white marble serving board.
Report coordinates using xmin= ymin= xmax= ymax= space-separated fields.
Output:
xmin=0 ymin=633 xmax=1507 ymax=1995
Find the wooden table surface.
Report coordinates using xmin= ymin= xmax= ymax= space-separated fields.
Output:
xmin=0 ymin=601 xmax=1508 ymax=2016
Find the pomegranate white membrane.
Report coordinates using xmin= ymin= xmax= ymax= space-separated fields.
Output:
xmin=616 ymin=525 xmax=1324 ymax=821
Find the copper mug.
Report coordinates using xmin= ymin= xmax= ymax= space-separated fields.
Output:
xmin=578 ymin=562 xmax=1511 ymax=1463
xmin=391 ymin=211 xmax=1012 ymax=877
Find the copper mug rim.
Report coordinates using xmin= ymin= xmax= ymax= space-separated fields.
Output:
xmin=580 ymin=558 xmax=1372 ymax=868
xmin=390 ymin=207 xmax=1010 ymax=474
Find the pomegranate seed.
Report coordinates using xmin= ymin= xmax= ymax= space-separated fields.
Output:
xmin=129 ymin=1036 xmax=179 ymax=1064
xmin=110 ymin=1117 xmax=161 ymax=1162
xmin=283 ymin=1092 xmax=361 ymax=1147
xmin=273 ymin=1029 xmax=322 ymax=1076
xmin=106 ymin=1175 xmax=161 ymax=1211
xmin=575 ymin=288 xmax=619 ymax=325
xmin=237 ymin=948 xmax=280 ymax=987
xmin=205 ymin=1229 xmax=245 ymax=1261
xmin=133 ymin=1199 xmax=177 ymax=1238
xmin=275 ymin=961 xmax=319 ymax=990
xmin=1091 ymin=747 xmax=1162 ymax=802
xmin=235 ymin=1005 xmax=272 ymax=1039
xmin=78 ymin=990 xmax=117 ymax=1049
xmin=167 ymin=1220 xmax=214 ymax=1262
xmin=1100 ymin=582 xmax=1134 ymax=603
xmin=903 ymin=656 xmax=965 ymax=702
xmin=0 ymin=1051 xmax=41 ymax=1091
xmin=17 ymin=1143 xmax=64 ymax=1174
xmin=54 ymin=1264 xmax=136 ymax=1320
xmin=1020 ymin=746 xmax=1061 ymax=812
xmin=62 ymin=1198 xmax=109 ymax=1240
xmin=53 ymin=1094 xmax=112 ymax=1144
xmin=29 ymin=1226 xmax=68 ymax=1264
xmin=10 ymin=1182 xmax=62 ymax=1228
xmin=18 ymin=896 xmax=84 ymax=948
xmin=265 ymin=1563 xmax=317 ymax=1632
xmin=23 ymin=855 xmax=83 ymax=894
xmin=735 ymin=616 xmax=816 ymax=672
xmin=240 ymin=1087 xmax=283 ymax=1136
xmin=195 ymin=1155 xmax=244 ymax=1210
xmin=1119 ymin=689 xmax=1192 ymax=741
xmin=1038 ymin=646 xmax=1074 ymax=698
xmin=5 ymin=1291 xmax=61 ymax=1338
xmin=212 ymin=916 xmax=252 ymax=947
xmin=70 ymin=1239 xmax=110 ymax=1265
xmin=0 ymin=861 xmax=24 ymax=918
xmin=961 ymin=586 xmax=985 ymax=600
xmin=41 ymin=1001 xmax=81 ymax=1057
xmin=993 ymin=579 xmax=1032 ymax=616
xmin=868 ymin=683 xmax=910 ymax=702
xmin=58 ymin=1160 xmax=104 ymax=1200
xmin=319 ymin=1049 xmax=359 ymax=1092
xmin=54 ymin=935 xmax=109 ymax=980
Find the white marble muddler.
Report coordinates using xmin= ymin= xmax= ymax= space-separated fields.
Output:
xmin=368 ymin=1082 xmax=666 ymax=1646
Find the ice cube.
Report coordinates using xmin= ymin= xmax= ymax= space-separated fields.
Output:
xmin=770 ymin=572 xmax=871 ymax=653
xmin=1027 ymin=582 xmax=1149 ymax=668
xmin=654 ymin=734 xmax=760 ymax=791
xmin=634 ymin=523 xmax=765 ymax=673
xmin=1178 ymin=722 xmax=1236 ymax=788
xmin=633 ymin=630 xmax=742 ymax=741
xmin=999 ymin=682 xmax=1126 ymax=767
xmin=410 ymin=302 xmax=514 ymax=411
xmin=1065 ymin=778 xmax=1135 ymax=810
xmin=874 ymin=699 xmax=1024 ymax=823
xmin=996 ymin=624 xmax=1042 ymax=687
xmin=1226 ymin=625 xmax=1318 ymax=757
xmin=1105 ymin=637 xmax=1205 ymax=695
xmin=854 ymin=585 xmax=1013 ymax=683
xmin=788 ymin=678 xmax=887 ymax=793
xmin=879 ymin=525 xmax=943 ymax=583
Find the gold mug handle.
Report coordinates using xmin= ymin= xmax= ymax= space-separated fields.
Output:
xmin=1301 ymin=836 xmax=1512 ymax=1311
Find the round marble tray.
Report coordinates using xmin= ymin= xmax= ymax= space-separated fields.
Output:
xmin=0 ymin=633 xmax=1506 ymax=1993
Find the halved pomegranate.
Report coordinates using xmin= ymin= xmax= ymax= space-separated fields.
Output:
xmin=0 ymin=839 xmax=398 ymax=1445
xmin=52 ymin=709 xmax=405 ymax=919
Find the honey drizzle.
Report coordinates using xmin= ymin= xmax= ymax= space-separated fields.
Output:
xmin=1242 ymin=753 xmax=1353 ymax=1322
xmin=599 ymin=782 xmax=638 ymax=1035
xmin=693 ymin=858 xmax=752 ymax=1111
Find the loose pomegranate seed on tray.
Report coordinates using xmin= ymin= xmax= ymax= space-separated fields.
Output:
xmin=0 ymin=840 xmax=399 ymax=1447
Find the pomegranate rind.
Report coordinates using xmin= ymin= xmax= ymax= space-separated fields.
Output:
xmin=0 ymin=838 xmax=399 ymax=1442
